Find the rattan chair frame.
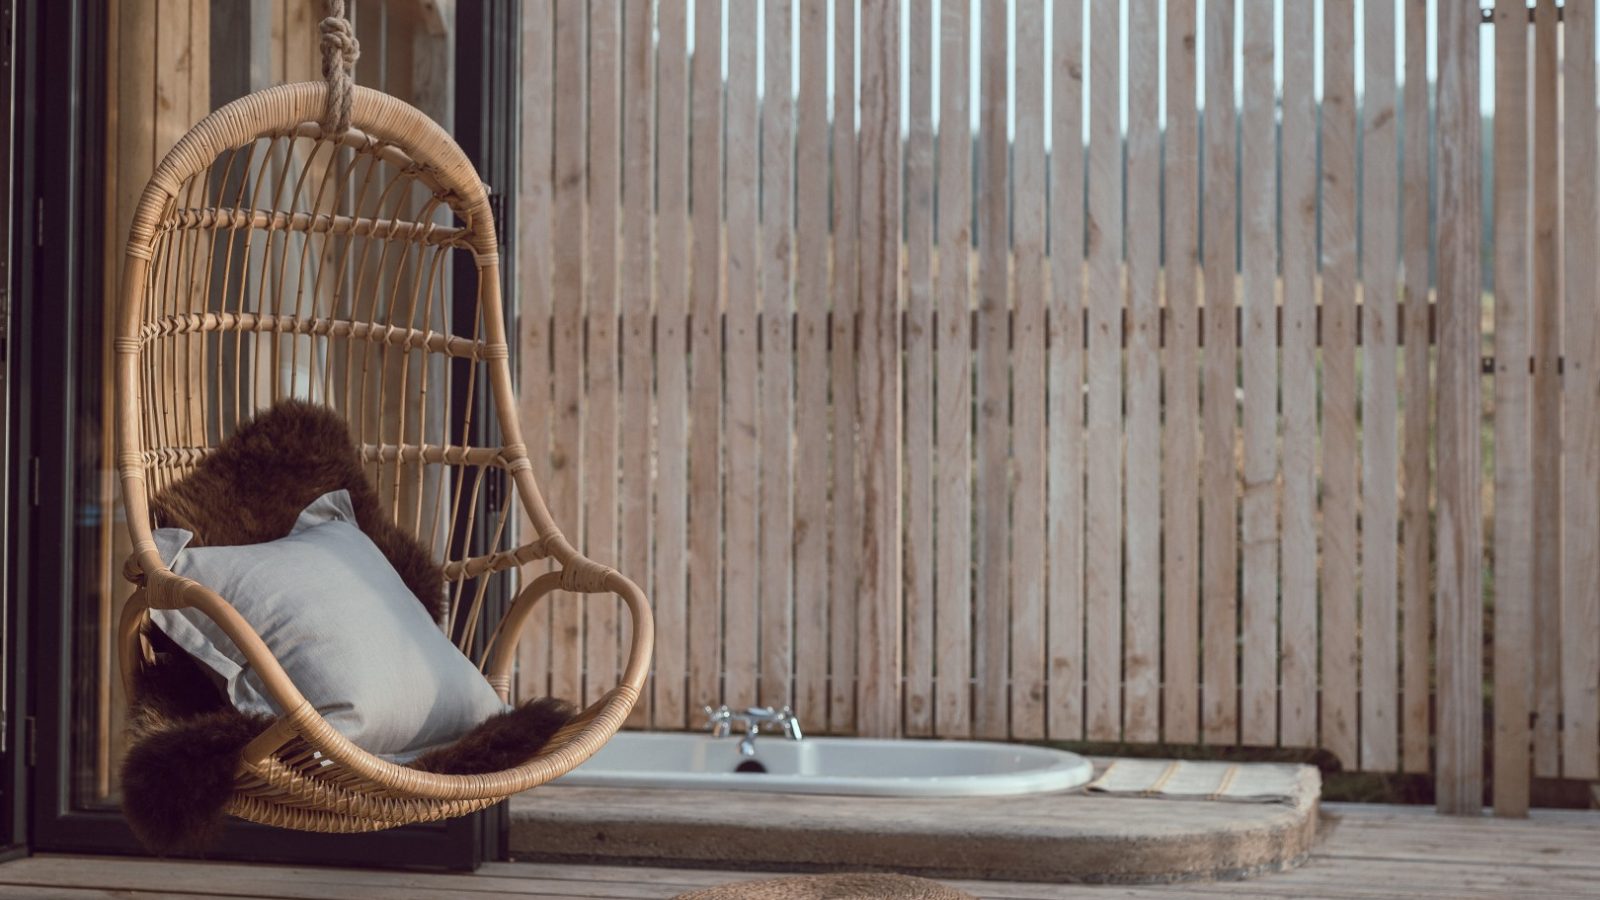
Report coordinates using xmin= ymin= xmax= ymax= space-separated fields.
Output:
xmin=115 ymin=81 xmax=653 ymax=833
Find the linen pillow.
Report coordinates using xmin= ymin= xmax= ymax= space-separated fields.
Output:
xmin=149 ymin=489 xmax=507 ymax=761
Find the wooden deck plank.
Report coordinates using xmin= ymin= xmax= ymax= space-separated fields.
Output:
xmin=1436 ymin=0 xmax=1487 ymax=811
xmin=974 ymin=0 xmax=1010 ymax=741
xmin=1201 ymin=0 xmax=1239 ymax=748
xmin=1491 ymin=0 xmax=1533 ymax=815
xmin=793 ymin=0 xmax=830 ymax=727
xmin=1561 ymin=0 xmax=1600 ymax=783
xmin=1400 ymin=0 xmax=1433 ymax=777
xmin=1009 ymin=0 xmax=1048 ymax=741
xmin=1085 ymin=0 xmax=1124 ymax=743
xmin=653 ymin=0 xmax=691 ymax=730
xmin=904 ymin=0 xmax=935 ymax=737
xmin=1320 ymin=0 xmax=1359 ymax=770
xmin=1238 ymin=0 xmax=1278 ymax=749
xmin=1530 ymin=0 xmax=1563 ymax=781
xmin=1160 ymin=0 xmax=1199 ymax=746
xmin=583 ymin=0 xmax=621 ymax=710
xmin=1279 ymin=0 xmax=1317 ymax=751
xmin=688 ymin=0 xmax=725 ymax=717
xmin=1361 ymin=0 xmax=1401 ymax=773
xmin=935 ymin=0 xmax=974 ymax=740
xmin=723 ymin=0 xmax=761 ymax=715
xmin=759 ymin=0 xmax=796 ymax=711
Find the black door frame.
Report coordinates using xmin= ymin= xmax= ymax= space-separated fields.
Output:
xmin=11 ymin=0 xmax=520 ymax=870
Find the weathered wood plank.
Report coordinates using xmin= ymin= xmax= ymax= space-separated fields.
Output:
xmin=904 ymin=0 xmax=935 ymax=737
xmin=793 ymin=0 xmax=830 ymax=726
xmin=1010 ymin=0 xmax=1047 ymax=741
xmin=935 ymin=0 xmax=974 ymax=740
xmin=1530 ymin=0 xmax=1562 ymax=780
xmin=1238 ymin=0 xmax=1277 ymax=749
xmin=1361 ymin=0 xmax=1400 ymax=773
xmin=653 ymin=0 xmax=691 ymax=729
xmin=855 ymin=0 xmax=900 ymax=739
xmin=1400 ymin=0 xmax=1433 ymax=776
xmin=1122 ymin=0 xmax=1160 ymax=745
xmin=974 ymin=0 xmax=1010 ymax=741
xmin=1436 ymin=0 xmax=1485 ymax=812
xmin=1560 ymin=0 xmax=1600 ymax=783
xmin=547 ymin=0 xmax=587 ymax=707
xmin=1160 ymin=0 xmax=1199 ymax=746
xmin=515 ymin=0 xmax=554 ymax=703
xmin=829 ymin=0 xmax=859 ymax=733
xmin=1321 ymin=0 xmax=1359 ymax=769
xmin=583 ymin=0 xmax=621 ymax=710
xmin=759 ymin=0 xmax=796 ymax=711
xmin=688 ymin=0 xmax=724 ymax=717
xmin=1085 ymin=0 xmax=1123 ymax=742
xmin=619 ymin=0 xmax=654 ymax=730
xmin=1201 ymin=0 xmax=1238 ymax=747
xmin=724 ymin=0 xmax=761 ymax=714
xmin=1491 ymin=0 xmax=1532 ymax=815
xmin=1279 ymin=0 xmax=1317 ymax=751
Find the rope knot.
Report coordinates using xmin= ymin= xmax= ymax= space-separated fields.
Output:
xmin=319 ymin=1 xmax=360 ymax=137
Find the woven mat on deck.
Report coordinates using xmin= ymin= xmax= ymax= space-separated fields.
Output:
xmin=1086 ymin=759 xmax=1309 ymax=804
xmin=671 ymin=873 xmax=976 ymax=900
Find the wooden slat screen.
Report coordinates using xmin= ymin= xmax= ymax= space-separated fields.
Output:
xmin=512 ymin=0 xmax=1600 ymax=814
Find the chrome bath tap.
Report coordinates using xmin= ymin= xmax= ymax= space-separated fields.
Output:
xmin=703 ymin=705 xmax=805 ymax=757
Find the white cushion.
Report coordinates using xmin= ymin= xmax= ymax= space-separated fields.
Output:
xmin=149 ymin=490 xmax=507 ymax=761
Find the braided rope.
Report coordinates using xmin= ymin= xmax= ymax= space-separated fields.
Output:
xmin=319 ymin=0 xmax=360 ymax=137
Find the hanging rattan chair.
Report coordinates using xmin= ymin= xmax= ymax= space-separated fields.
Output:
xmin=114 ymin=5 xmax=651 ymax=833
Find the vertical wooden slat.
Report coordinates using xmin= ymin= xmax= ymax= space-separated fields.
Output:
xmin=855 ymin=0 xmax=900 ymax=738
xmin=1400 ymin=0 xmax=1433 ymax=775
xmin=619 ymin=0 xmax=655 ymax=728
xmin=1122 ymin=0 xmax=1160 ymax=745
xmin=829 ymin=0 xmax=859 ymax=734
xmin=1361 ymin=0 xmax=1400 ymax=772
xmin=1560 ymin=0 xmax=1600 ymax=783
xmin=1435 ymin=0 xmax=1484 ymax=813
xmin=1279 ymin=0 xmax=1317 ymax=751
xmin=516 ymin=0 xmax=554 ymax=703
xmin=1491 ymin=0 xmax=1532 ymax=817
xmin=1160 ymin=0 xmax=1199 ymax=746
xmin=724 ymin=0 xmax=761 ymax=712
xmin=688 ymin=0 xmax=724 ymax=716
xmin=654 ymin=0 xmax=691 ymax=729
xmin=793 ymin=0 xmax=830 ymax=724
xmin=548 ymin=0 xmax=588 ymax=707
xmin=974 ymin=0 xmax=1009 ymax=741
xmin=1085 ymin=0 xmax=1122 ymax=742
xmin=936 ymin=0 xmax=974 ymax=740
xmin=1321 ymin=0 xmax=1359 ymax=769
xmin=1010 ymin=0 xmax=1047 ymax=741
xmin=904 ymin=0 xmax=936 ymax=737
xmin=1201 ymin=0 xmax=1238 ymax=747
xmin=1530 ymin=0 xmax=1562 ymax=780
xmin=760 ymin=0 xmax=796 ymax=710
xmin=583 ymin=0 xmax=621 ymax=710
xmin=1238 ymin=0 xmax=1277 ymax=749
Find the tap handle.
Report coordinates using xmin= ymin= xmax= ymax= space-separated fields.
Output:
xmin=703 ymin=704 xmax=732 ymax=738
xmin=777 ymin=706 xmax=803 ymax=740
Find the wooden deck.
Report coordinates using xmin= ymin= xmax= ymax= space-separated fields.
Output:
xmin=0 ymin=804 xmax=1595 ymax=898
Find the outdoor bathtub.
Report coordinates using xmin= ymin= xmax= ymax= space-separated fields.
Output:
xmin=554 ymin=731 xmax=1094 ymax=797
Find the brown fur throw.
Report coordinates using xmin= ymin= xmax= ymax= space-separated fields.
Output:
xmin=122 ymin=401 xmax=574 ymax=854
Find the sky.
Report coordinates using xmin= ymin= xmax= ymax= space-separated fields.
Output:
xmin=680 ymin=0 xmax=1514 ymax=146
